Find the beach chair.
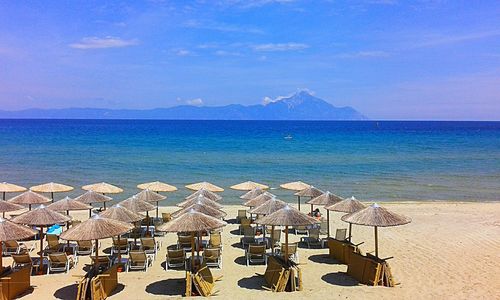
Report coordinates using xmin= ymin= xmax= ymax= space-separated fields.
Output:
xmin=45 ymin=234 xmax=63 ymax=253
xmin=140 ymin=237 xmax=160 ymax=260
xmin=193 ymin=263 xmax=223 ymax=297
xmin=277 ymin=243 xmax=299 ymax=263
xmin=236 ymin=210 xmax=247 ymax=223
xmin=319 ymin=218 xmax=328 ymax=235
xmin=294 ymin=225 xmax=308 ymax=235
xmin=238 ymin=218 xmax=251 ymax=235
xmin=76 ymin=240 xmax=94 ymax=256
xmin=203 ymin=247 xmax=222 ymax=269
xmin=166 ymin=248 xmax=185 ymax=270
xmin=178 ymin=235 xmax=193 ymax=252
xmin=111 ymin=237 xmax=129 ymax=256
xmin=126 ymin=250 xmax=151 ymax=272
xmin=209 ymin=232 xmax=222 ymax=251
xmin=91 ymin=256 xmax=111 ymax=269
xmin=240 ymin=227 xmax=256 ymax=248
xmin=162 ymin=213 xmax=172 ymax=223
xmin=246 ymin=244 xmax=267 ymax=266
xmin=3 ymin=241 xmax=32 ymax=256
xmin=300 ymin=228 xmax=321 ymax=248
xmin=48 ymin=252 xmax=74 ymax=274
xmin=11 ymin=253 xmax=40 ymax=274
xmin=335 ymin=228 xmax=347 ymax=241
xmin=269 ymin=229 xmax=281 ymax=251
xmin=154 ymin=221 xmax=166 ymax=237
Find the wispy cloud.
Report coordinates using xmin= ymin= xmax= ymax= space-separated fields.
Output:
xmin=412 ymin=30 xmax=500 ymax=48
xmin=183 ymin=19 xmax=263 ymax=34
xmin=69 ymin=37 xmax=138 ymax=49
xmin=252 ymin=43 xmax=309 ymax=52
xmin=175 ymin=49 xmax=193 ymax=56
xmin=186 ymin=98 xmax=204 ymax=106
xmin=334 ymin=51 xmax=390 ymax=58
xmin=217 ymin=0 xmax=296 ymax=9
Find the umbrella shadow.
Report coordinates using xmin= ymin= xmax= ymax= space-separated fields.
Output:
xmin=225 ymin=218 xmax=238 ymax=224
xmin=145 ymin=278 xmax=185 ymax=296
xmin=321 ymin=272 xmax=358 ymax=286
xmin=54 ymin=283 xmax=78 ymax=299
xmin=237 ymin=274 xmax=266 ymax=290
xmin=102 ymin=247 xmax=112 ymax=255
xmin=234 ymin=256 xmax=248 ymax=266
xmin=231 ymin=242 xmax=244 ymax=249
xmin=308 ymin=254 xmax=342 ymax=265
xmin=229 ymin=229 xmax=241 ymax=236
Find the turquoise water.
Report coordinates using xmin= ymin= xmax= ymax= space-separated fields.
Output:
xmin=0 ymin=120 xmax=499 ymax=204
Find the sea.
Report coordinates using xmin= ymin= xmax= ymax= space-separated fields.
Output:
xmin=0 ymin=119 xmax=499 ymax=204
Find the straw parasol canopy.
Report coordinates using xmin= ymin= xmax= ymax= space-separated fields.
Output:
xmin=307 ymin=191 xmax=344 ymax=236
xmin=294 ymin=185 xmax=323 ymax=211
xmin=75 ymin=190 xmax=113 ymax=217
xmin=137 ymin=181 xmax=177 ymax=192
xmin=48 ymin=196 xmax=91 ymax=212
xmin=185 ymin=188 xmax=222 ymax=202
xmin=326 ymin=196 xmax=367 ymax=241
xmin=119 ymin=196 xmax=156 ymax=213
xmin=0 ymin=217 xmax=38 ymax=272
xmin=0 ymin=182 xmax=26 ymax=200
xmin=134 ymin=189 xmax=166 ymax=203
xmin=243 ymin=191 xmax=275 ymax=208
xmin=249 ymin=197 xmax=287 ymax=216
xmin=230 ymin=181 xmax=269 ymax=191
xmin=185 ymin=181 xmax=224 ymax=192
xmin=82 ymin=182 xmax=123 ymax=194
xmin=8 ymin=190 xmax=51 ymax=210
xmin=256 ymin=205 xmax=319 ymax=262
xmin=12 ymin=204 xmax=71 ymax=275
xmin=30 ymin=182 xmax=74 ymax=201
xmin=341 ymin=203 xmax=411 ymax=258
xmin=172 ymin=203 xmax=226 ymax=219
xmin=99 ymin=204 xmax=144 ymax=223
xmin=240 ymin=187 xmax=266 ymax=200
xmin=0 ymin=201 xmax=24 ymax=218
xmin=280 ymin=181 xmax=310 ymax=191
xmin=177 ymin=195 xmax=223 ymax=209
xmin=158 ymin=209 xmax=227 ymax=233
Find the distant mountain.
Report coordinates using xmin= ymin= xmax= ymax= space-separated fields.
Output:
xmin=0 ymin=91 xmax=367 ymax=120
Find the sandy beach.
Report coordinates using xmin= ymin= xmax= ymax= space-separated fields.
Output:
xmin=4 ymin=202 xmax=500 ymax=300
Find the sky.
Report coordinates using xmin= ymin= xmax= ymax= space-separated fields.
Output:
xmin=0 ymin=0 xmax=499 ymax=120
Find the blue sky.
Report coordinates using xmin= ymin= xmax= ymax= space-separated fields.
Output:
xmin=0 ymin=0 xmax=499 ymax=120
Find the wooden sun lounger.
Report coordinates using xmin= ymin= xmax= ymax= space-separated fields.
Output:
xmin=346 ymin=252 xmax=395 ymax=287
xmin=0 ymin=266 xmax=31 ymax=300
xmin=76 ymin=264 xmax=119 ymax=300
xmin=262 ymin=256 xmax=302 ymax=292
xmin=192 ymin=264 xmax=222 ymax=297
xmin=327 ymin=238 xmax=361 ymax=264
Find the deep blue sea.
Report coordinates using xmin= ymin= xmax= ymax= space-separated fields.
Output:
xmin=0 ymin=120 xmax=499 ymax=204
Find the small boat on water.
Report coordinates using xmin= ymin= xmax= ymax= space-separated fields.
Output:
xmin=284 ymin=134 xmax=293 ymax=140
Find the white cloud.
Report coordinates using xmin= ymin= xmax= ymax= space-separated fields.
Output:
xmin=186 ymin=98 xmax=204 ymax=106
xmin=69 ymin=36 xmax=138 ymax=49
xmin=214 ymin=50 xmax=242 ymax=56
xmin=175 ymin=49 xmax=193 ymax=56
xmin=183 ymin=19 xmax=263 ymax=34
xmin=252 ymin=43 xmax=309 ymax=52
xmin=334 ymin=51 xmax=390 ymax=58
xmin=412 ymin=30 xmax=500 ymax=48
xmin=262 ymin=89 xmax=314 ymax=105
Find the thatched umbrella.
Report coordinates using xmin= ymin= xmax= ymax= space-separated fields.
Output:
xmin=99 ymin=204 xmax=144 ymax=264
xmin=172 ymin=202 xmax=226 ymax=219
xmin=256 ymin=205 xmax=319 ymax=262
xmin=341 ymin=203 xmax=411 ymax=258
xmin=307 ymin=191 xmax=343 ymax=236
xmin=12 ymin=205 xmax=70 ymax=274
xmin=74 ymin=190 xmax=113 ymax=218
xmin=279 ymin=181 xmax=310 ymax=191
xmin=0 ymin=217 xmax=38 ymax=272
xmin=243 ymin=192 xmax=275 ymax=208
xmin=0 ymin=182 xmax=26 ymax=200
xmin=177 ymin=195 xmax=223 ymax=209
xmin=230 ymin=181 xmax=269 ymax=191
xmin=60 ymin=215 xmax=133 ymax=270
xmin=185 ymin=182 xmax=224 ymax=193
xmin=137 ymin=181 xmax=177 ymax=192
xmin=326 ymin=196 xmax=366 ymax=242
xmin=240 ymin=187 xmax=266 ymax=200
xmin=249 ymin=197 xmax=288 ymax=251
xmin=185 ymin=188 xmax=222 ymax=202
xmin=82 ymin=182 xmax=122 ymax=209
xmin=30 ymin=182 xmax=74 ymax=202
xmin=120 ymin=196 xmax=156 ymax=237
xmin=134 ymin=189 xmax=166 ymax=220
xmin=0 ymin=201 xmax=24 ymax=218
xmin=294 ymin=186 xmax=323 ymax=212
xmin=48 ymin=196 xmax=91 ymax=232
xmin=9 ymin=190 xmax=51 ymax=210
xmin=157 ymin=210 xmax=226 ymax=270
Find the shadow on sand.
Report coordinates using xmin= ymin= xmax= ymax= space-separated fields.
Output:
xmin=145 ymin=278 xmax=185 ymax=296
xmin=308 ymin=254 xmax=342 ymax=265
xmin=321 ymin=272 xmax=358 ymax=286
xmin=237 ymin=274 xmax=266 ymax=291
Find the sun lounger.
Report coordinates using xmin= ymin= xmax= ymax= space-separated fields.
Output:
xmin=0 ymin=265 xmax=31 ymax=300
xmin=45 ymin=234 xmax=63 ymax=254
xmin=166 ymin=248 xmax=185 ymax=270
xmin=90 ymin=256 xmax=111 ymax=269
xmin=11 ymin=253 xmax=40 ymax=274
xmin=238 ymin=218 xmax=251 ymax=234
xmin=76 ymin=240 xmax=94 ymax=256
xmin=111 ymin=237 xmax=129 ymax=256
xmin=236 ymin=210 xmax=247 ymax=223
xmin=246 ymin=244 xmax=266 ymax=266
xmin=48 ymin=252 xmax=74 ymax=274
xmin=300 ymin=228 xmax=322 ymax=248
xmin=276 ymin=243 xmax=299 ymax=263
xmin=294 ymin=225 xmax=308 ymax=235
xmin=192 ymin=263 xmax=222 ymax=297
xmin=178 ymin=235 xmax=194 ymax=252
xmin=203 ymin=248 xmax=222 ymax=269
xmin=3 ymin=241 xmax=32 ymax=256
xmin=327 ymin=239 xmax=361 ymax=264
xmin=140 ymin=237 xmax=160 ymax=260
xmin=262 ymin=255 xmax=302 ymax=292
xmin=240 ymin=227 xmax=256 ymax=248
xmin=126 ymin=250 xmax=152 ymax=272
xmin=209 ymin=232 xmax=222 ymax=251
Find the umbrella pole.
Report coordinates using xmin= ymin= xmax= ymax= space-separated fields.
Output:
xmin=89 ymin=204 xmax=92 ymax=218
xmin=39 ymin=226 xmax=44 ymax=275
xmin=2 ymin=192 xmax=5 ymax=200
xmin=327 ymin=210 xmax=330 ymax=237
xmin=297 ymin=196 xmax=301 ymax=211
xmin=285 ymin=226 xmax=289 ymax=263
xmin=117 ymin=235 xmax=122 ymax=265
xmin=271 ymin=225 xmax=275 ymax=255
xmin=94 ymin=239 xmax=99 ymax=271
xmin=146 ymin=211 xmax=150 ymax=236
xmin=29 ymin=204 xmax=31 ymax=211
xmin=348 ymin=223 xmax=352 ymax=242
xmin=263 ymin=224 xmax=266 ymax=249
xmin=197 ymin=232 xmax=201 ymax=259
xmin=66 ymin=211 xmax=71 ymax=249
xmin=190 ymin=232 xmax=195 ymax=271
xmin=51 ymin=192 xmax=54 ymax=203
xmin=374 ymin=226 xmax=378 ymax=258
xmin=156 ymin=200 xmax=159 ymax=220
xmin=311 ymin=204 xmax=313 ymax=215
xmin=0 ymin=243 xmax=3 ymax=273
